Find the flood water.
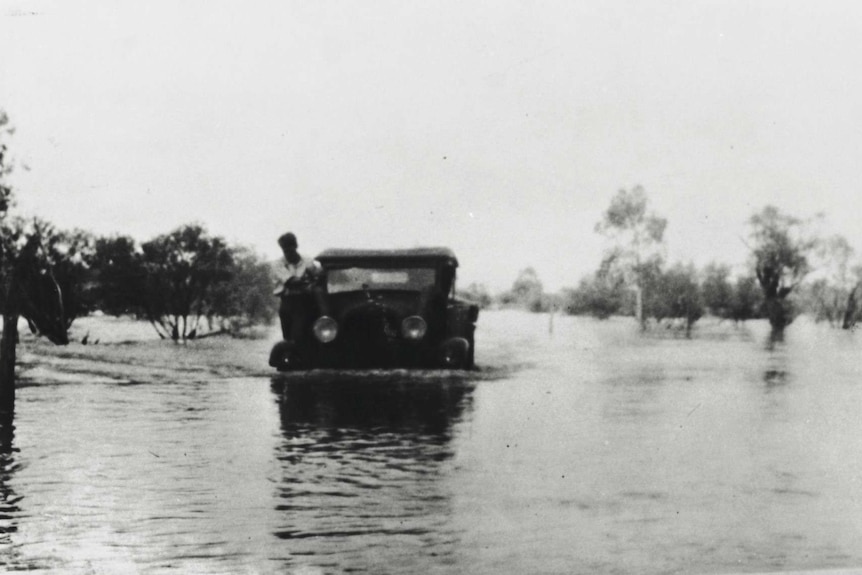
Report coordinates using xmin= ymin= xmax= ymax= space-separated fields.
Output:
xmin=4 ymin=311 xmax=862 ymax=574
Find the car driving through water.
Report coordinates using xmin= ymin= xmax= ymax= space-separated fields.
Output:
xmin=268 ymin=247 xmax=478 ymax=371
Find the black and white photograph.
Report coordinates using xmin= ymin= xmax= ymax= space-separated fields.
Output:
xmin=2 ymin=1 xmax=862 ymax=573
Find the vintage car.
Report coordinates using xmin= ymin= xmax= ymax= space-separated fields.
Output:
xmin=268 ymin=247 xmax=479 ymax=371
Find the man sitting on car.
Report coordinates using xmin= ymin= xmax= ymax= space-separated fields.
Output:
xmin=274 ymin=232 xmax=321 ymax=341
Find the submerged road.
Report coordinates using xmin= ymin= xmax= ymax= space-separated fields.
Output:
xmin=3 ymin=311 xmax=862 ymax=574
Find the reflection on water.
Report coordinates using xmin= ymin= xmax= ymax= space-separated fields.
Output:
xmin=2 ymin=313 xmax=862 ymax=574
xmin=271 ymin=373 xmax=473 ymax=434
xmin=0 ymin=413 xmax=22 ymax=569
xmin=269 ymin=375 xmax=473 ymax=573
xmin=763 ymin=368 xmax=790 ymax=388
xmin=763 ymin=333 xmax=792 ymax=392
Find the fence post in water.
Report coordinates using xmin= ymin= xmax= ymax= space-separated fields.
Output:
xmin=0 ymin=314 xmax=18 ymax=413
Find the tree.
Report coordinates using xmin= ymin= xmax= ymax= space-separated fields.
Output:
xmin=33 ymin=221 xmax=97 ymax=328
xmin=207 ymin=246 xmax=277 ymax=335
xmin=842 ymin=270 xmax=862 ymax=329
xmin=701 ymin=263 xmax=733 ymax=319
xmin=563 ymin=254 xmax=629 ymax=319
xmin=500 ymin=267 xmax=548 ymax=312
xmin=642 ymin=262 xmax=703 ymax=337
xmin=86 ymin=228 xmax=278 ymax=339
xmin=595 ymin=186 xmax=667 ymax=329
xmin=803 ymin=234 xmax=858 ymax=328
xmin=139 ymin=224 xmax=234 ymax=340
xmin=803 ymin=279 xmax=841 ymax=325
xmin=457 ymin=283 xmax=493 ymax=309
xmin=562 ymin=276 xmax=623 ymax=319
xmin=748 ymin=206 xmax=817 ymax=335
xmin=0 ymin=111 xmax=13 ymax=217
xmin=729 ymin=275 xmax=763 ymax=324
xmin=0 ymin=112 xmax=68 ymax=409
xmin=89 ymin=234 xmax=146 ymax=316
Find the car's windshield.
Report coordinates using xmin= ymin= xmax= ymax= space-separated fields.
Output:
xmin=326 ymin=267 xmax=437 ymax=293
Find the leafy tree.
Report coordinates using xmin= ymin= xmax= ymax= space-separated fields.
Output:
xmin=660 ymin=263 xmax=703 ymax=335
xmin=563 ymin=276 xmax=623 ymax=319
xmin=33 ymin=221 xmax=97 ymax=328
xmin=500 ymin=267 xmax=548 ymax=312
xmin=457 ymin=283 xmax=493 ymax=309
xmin=636 ymin=259 xmax=664 ymax=315
xmin=86 ymin=229 xmax=277 ymax=339
xmin=511 ymin=267 xmax=543 ymax=303
xmin=207 ymin=247 xmax=277 ymax=335
xmin=0 ymin=111 xmax=13 ymax=216
xmin=701 ymin=263 xmax=733 ymax=319
xmin=803 ymin=234 xmax=858 ymax=328
xmin=638 ymin=262 xmax=703 ymax=336
xmin=748 ymin=206 xmax=817 ymax=335
xmin=595 ymin=186 xmax=667 ymax=329
xmin=729 ymin=275 xmax=763 ymax=323
xmin=0 ymin=111 xmax=68 ymax=407
xmin=92 ymin=225 xmax=281 ymax=340
xmin=842 ymin=269 xmax=862 ymax=329
xmin=817 ymin=235 xmax=855 ymax=288
xmin=89 ymin=234 xmax=146 ymax=316
xmin=802 ymin=279 xmax=843 ymax=326
xmin=139 ymin=224 xmax=234 ymax=340
xmin=563 ymin=254 xmax=629 ymax=319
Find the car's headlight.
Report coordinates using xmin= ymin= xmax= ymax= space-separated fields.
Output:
xmin=313 ymin=316 xmax=338 ymax=343
xmin=401 ymin=316 xmax=427 ymax=340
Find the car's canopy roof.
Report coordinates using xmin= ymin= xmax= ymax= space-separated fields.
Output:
xmin=316 ymin=247 xmax=458 ymax=269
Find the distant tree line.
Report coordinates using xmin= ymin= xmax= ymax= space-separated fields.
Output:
xmin=478 ymin=187 xmax=862 ymax=338
xmin=459 ymin=267 xmax=559 ymax=314
xmin=8 ymin=100 xmax=862 ymax=349
xmin=562 ymin=259 xmax=763 ymax=336
xmin=13 ymin=222 xmax=274 ymax=341
xmin=1 ymin=111 xmax=73 ymax=402
xmin=65 ymin=224 xmax=277 ymax=340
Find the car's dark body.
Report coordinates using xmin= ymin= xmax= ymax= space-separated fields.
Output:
xmin=268 ymin=247 xmax=479 ymax=371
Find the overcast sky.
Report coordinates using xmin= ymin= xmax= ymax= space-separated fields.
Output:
xmin=2 ymin=1 xmax=861 ymax=291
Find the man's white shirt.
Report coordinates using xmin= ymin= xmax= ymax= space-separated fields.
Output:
xmin=274 ymin=256 xmax=319 ymax=295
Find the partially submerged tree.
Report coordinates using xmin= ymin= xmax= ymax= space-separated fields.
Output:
xmin=207 ymin=246 xmax=277 ymax=335
xmin=457 ymin=283 xmax=493 ymax=310
xmin=0 ymin=112 xmax=13 ymax=217
xmin=86 ymin=227 xmax=276 ymax=339
xmin=648 ymin=263 xmax=703 ymax=337
xmin=89 ymin=234 xmax=146 ymax=316
xmin=139 ymin=224 xmax=234 ymax=340
xmin=499 ymin=267 xmax=548 ymax=312
xmin=563 ymin=254 xmax=629 ymax=319
xmin=701 ymin=263 xmax=734 ymax=319
xmin=729 ymin=275 xmax=763 ymax=324
xmin=1 ymin=232 xmax=70 ymax=408
xmin=596 ymin=186 xmax=667 ymax=329
xmin=842 ymin=274 xmax=862 ymax=330
xmin=33 ymin=221 xmax=97 ymax=328
xmin=634 ymin=258 xmax=699 ymax=332
xmin=0 ymin=112 xmax=68 ymax=409
xmin=802 ymin=234 xmax=859 ymax=328
xmin=748 ymin=206 xmax=816 ymax=336
xmin=804 ymin=278 xmax=842 ymax=326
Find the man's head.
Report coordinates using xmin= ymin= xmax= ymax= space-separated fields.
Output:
xmin=278 ymin=232 xmax=299 ymax=262
xmin=278 ymin=232 xmax=298 ymax=249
